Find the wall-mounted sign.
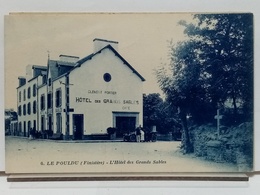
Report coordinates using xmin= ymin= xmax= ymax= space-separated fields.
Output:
xmin=87 ymin=89 xmax=117 ymax=95
xmin=75 ymin=97 xmax=139 ymax=105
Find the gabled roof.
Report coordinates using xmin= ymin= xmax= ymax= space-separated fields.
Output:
xmin=56 ymin=61 xmax=75 ymax=67
xmin=93 ymin=38 xmax=119 ymax=44
xmin=75 ymin=53 xmax=95 ymax=65
xmin=73 ymin=45 xmax=145 ymax=82
xmin=17 ymin=65 xmax=47 ymax=86
xmin=32 ymin=65 xmax=47 ymax=70
xmin=32 ymin=65 xmax=47 ymax=80
xmin=48 ymin=60 xmax=75 ymax=80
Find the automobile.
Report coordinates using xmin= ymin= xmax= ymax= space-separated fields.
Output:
xmin=123 ymin=131 xmax=137 ymax=142
xmin=123 ymin=130 xmax=157 ymax=142
xmin=144 ymin=131 xmax=157 ymax=142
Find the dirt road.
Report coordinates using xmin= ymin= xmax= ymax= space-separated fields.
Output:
xmin=5 ymin=136 xmax=238 ymax=174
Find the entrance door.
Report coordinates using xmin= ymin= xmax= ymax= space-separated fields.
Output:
xmin=41 ymin=116 xmax=45 ymax=131
xmin=116 ymin=117 xmax=136 ymax=137
xmin=23 ymin=121 xmax=26 ymax=137
xmin=56 ymin=113 xmax=62 ymax=134
xmin=19 ymin=122 xmax=22 ymax=136
xmin=48 ymin=116 xmax=52 ymax=131
xmin=33 ymin=120 xmax=36 ymax=130
xmin=73 ymin=114 xmax=84 ymax=140
xmin=27 ymin=121 xmax=31 ymax=137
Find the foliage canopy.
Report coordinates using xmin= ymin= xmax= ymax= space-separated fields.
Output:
xmin=156 ymin=13 xmax=253 ymax=153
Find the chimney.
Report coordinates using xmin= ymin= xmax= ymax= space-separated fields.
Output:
xmin=59 ymin=55 xmax=80 ymax=63
xmin=93 ymin=38 xmax=118 ymax=53
xmin=18 ymin=76 xmax=26 ymax=87
xmin=26 ymin=64 xmax=33 ymax=80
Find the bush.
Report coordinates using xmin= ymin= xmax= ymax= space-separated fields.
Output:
xmin=190 ymin=122 xmax=253 ymax=170
xmin=190 ymin=124 xmax=218 ymax=157
xmin=224 ymin=122 xmax=253 ymax=169
xmin=107 ymin=127 xmax=116 ymax=134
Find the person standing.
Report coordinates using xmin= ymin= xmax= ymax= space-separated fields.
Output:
xmin=140 ymin=129 xmax=145 ymax=142
xmin=136 ymin=125 xmax=142 ymax=142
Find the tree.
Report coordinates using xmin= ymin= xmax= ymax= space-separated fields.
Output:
xmin=157 ymin=40 xmax=207 ymax=153
xmin=143 ymin=93 xmax=162 ymax=130
xmin=143 ymin=93 xmax=180 ymax=134
xmin=182 ymin=14 xmax=253 ymax=120
xmin=156 ymin=13 xmax=253 ymax=153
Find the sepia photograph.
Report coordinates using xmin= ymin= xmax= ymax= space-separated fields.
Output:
xmin=4 ymin=13 xmax=254 ymax=175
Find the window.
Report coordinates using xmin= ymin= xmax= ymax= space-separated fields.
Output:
xmin=40 ymin=94 xmax=45 ymax=110
xmin=103 ymin=73 xmax=112 ymax=82
xmin=23 ymin=104 xmax=26 ymax=116
xmin=33 ymin=84 xmax=36 ymax=97
xmin=55 ymin=89 xmax=62 ymax=107
xmin=41 ymin=116 xmax=45 ymax=131
xmin=27 ymin=102 xmax=31 ymax=115
xmin=47 ymin=93 xmax=52 ymax=108
xmin=43 ymin=75 xmax=47 ymax=84
xmin=19 ymin=91 xmax=21 ymax=102
xmin=27 ymin=87 xmax=31 ymax=99
xmin=28 ymin=121 xmax=31 ymax=132
xmin=48 ymin=78 xmax=51 ymax=86
xmin=33 ymin=101 xmax=37 ymax=114
xmin=23 ymin=89 xmax=26 ymax=101
xmin=18 ymin=106 xmax=22 ymax=116
xmin=19 ymin=122 xmax=22 ymax=133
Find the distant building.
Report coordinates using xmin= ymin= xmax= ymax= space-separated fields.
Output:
xmin=16 ymin=38 xmax=145 ymax=140
xmin=5 ymin=109 xmax=17 ymax=135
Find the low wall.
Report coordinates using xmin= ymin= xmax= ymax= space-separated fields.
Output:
xmin=191 ymin=122 xmax=253 ymax=171
xmin=156 ymin=133 xmax=177 ymax=141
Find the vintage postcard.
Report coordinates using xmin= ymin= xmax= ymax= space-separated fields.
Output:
xmin=4 ymin=13 xmax=254 ymax=175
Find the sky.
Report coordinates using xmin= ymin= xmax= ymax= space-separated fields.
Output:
xmin=4 ymin=13 xmax=193 ymax=110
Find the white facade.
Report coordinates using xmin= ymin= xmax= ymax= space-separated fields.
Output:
xmin=38 ymin=84 xmax=47 ymax=133
xmin=68 ymin=47 xmax=143 ymax=138
xmin=17 ymin=38 xmax=145 ymax=140
xmin=52 ymin=77 xmax=66 ymax=135
xmin=17 ymin=72 xmax=45 ymax=137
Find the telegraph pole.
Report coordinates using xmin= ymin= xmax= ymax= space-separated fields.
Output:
xmin=214 ymin=109 xmax=223 ymax=138
xmin=60 ymin=74 xmax=73 ymax=140
xmin=65 ymin=75 xmax=70 ymax=140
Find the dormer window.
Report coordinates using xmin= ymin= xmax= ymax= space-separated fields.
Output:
xmin=43 ymin=75 xmax=47 ymax=84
